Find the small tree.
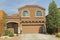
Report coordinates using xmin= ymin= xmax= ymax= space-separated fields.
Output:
xmin=57 ymin=11 xmax=60 ymax=32
xmin=46 ymin=0 xmax=58 ymax=34
xmin=3 ymin=15 xmax=8 ymax=36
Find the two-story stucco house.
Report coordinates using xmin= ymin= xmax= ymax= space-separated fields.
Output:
xmin=6 ymin=5 xmax=46 ymax=34
xmin=5 ymin=5 xmax=46 ymax=34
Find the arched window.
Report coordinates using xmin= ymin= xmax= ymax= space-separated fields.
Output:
xmin=36 ymin=11 xmax=42 ymax=17
xmin=23 ymin=10 xmax=29 ymax=17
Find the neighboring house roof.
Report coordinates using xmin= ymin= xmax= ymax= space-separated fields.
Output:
xmin=18 ymin=5 xmax=45 ymax=11
xmin=12 ymin=14 xmax=19 ymax=16
xmin=7 ymin=14 xmax=19 ymax=19
xmin=7 ymin=16 xmax=19 ymax=19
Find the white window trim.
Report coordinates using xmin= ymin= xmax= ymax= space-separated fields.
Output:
xmin=21 ymin=9 xmax=30 ymax=17
xmin=35 ymin=10 xmax=43 ymax=17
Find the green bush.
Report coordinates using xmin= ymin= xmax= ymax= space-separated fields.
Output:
xmin=8 ymin=33 xmax=14 ymax=37
xmin=56 ymin=33 xmax=60 ymax=38
xmin=47 ymin=27 xmax=54 ymax=34
xmin=4 ymin=29 xmax=11 ymax=36
xmin=3 ymin=29 xmax=14 ymax=37
xmin=20 ymin=29 xmax=22 ymax=34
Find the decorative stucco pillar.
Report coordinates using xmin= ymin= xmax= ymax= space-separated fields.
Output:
xmin=18 ymin=22 xmax=20 ymax=34
xmin=18 ymin=27 xmax=20 ymax=34
xmin=43 ymin=24 xmax=46 ymax=33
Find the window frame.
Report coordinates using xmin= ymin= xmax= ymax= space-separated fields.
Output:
xmin=22 ymin=10 xmax=30 ymax=17
xmin=35 ymin=10 xmax=43 ymax=17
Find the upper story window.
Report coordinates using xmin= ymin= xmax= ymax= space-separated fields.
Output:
xmin=23 ymin=10 xmax=29 ymax=17
xmin=36 ymin=11 xmax=42 ymax=17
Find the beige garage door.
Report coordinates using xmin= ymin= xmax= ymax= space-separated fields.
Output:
xmin=22 ymin=26 xmax=41 ymax=34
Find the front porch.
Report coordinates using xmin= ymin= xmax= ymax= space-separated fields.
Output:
xmin=7 ymin=22 xmax=18 ymax=34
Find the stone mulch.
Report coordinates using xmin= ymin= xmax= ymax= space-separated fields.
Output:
xmin=0 ymin=35 xmax=20 ymax=40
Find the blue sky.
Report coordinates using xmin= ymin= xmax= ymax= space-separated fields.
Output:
xmin=0 ymin=0 xmax=60 ymax=15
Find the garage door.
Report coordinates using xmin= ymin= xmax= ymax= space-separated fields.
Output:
xmin=22 ymin=26 xmax=42 ymax=34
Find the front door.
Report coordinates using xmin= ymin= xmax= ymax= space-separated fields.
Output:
xmin=14 ymin=23 xmax=18 ymax=34
xmin=7 ymin=22 xmax=18 ymax=34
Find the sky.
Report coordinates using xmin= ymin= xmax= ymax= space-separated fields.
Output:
xmin=0 ymin=0 xmax=60 ymax=16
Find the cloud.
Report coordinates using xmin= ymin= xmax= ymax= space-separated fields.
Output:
xmin=0 ymin=4 xmax=3 ymax=6
xmin=15 ymin=0 xmax=41 ymax=9
xmin=0 ymin=0 xmax=60 ymax=15
xmin=0 ymin=0 xmax=5 ymax=6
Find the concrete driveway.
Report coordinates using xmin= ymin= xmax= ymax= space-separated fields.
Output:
xmin=0 ymin=34 xmax=60 ymax=40
xmin=20 ymin=34 xmax=60 ymax=40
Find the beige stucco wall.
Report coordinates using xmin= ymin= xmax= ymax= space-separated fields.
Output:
xmin=18 ymin=5 xmax=46 ymax=34
xmin=18 ymin=6 xmax=46 ymax=22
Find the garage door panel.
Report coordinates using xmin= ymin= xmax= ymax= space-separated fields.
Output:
xmin=22 ymin=26 xmax=41 ymax=34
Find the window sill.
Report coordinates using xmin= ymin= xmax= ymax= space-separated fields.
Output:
xmin=35 ymin=16 xmax=43 ymax=17
xmin=21 ymin=16 xmax=30 ymax=17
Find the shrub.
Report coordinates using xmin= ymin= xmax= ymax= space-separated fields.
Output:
xmin=20 ymin=29 xmax=22 ymax=34
xmin=56 ymin=33 xmax=60 ymax=38
xmin=8 ymin=33 xmax=14 ymax=37
xmin=47 ymin=27 xmax=54 ymax=34
xmin=4 ymin=29 xmax=11 ymax=36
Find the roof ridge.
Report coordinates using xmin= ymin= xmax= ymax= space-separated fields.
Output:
xmin=18 ymin=5 xmax=45 ymax=11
